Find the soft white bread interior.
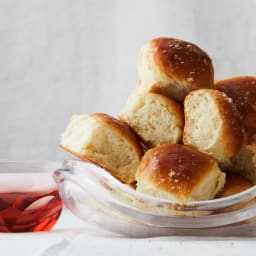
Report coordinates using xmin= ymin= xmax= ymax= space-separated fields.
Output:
xmin=137 ymin=37 xmax=214 ymax=102
xmin=216 ymin=173 xmax=252 ymax=198
xmin=119 ymin=88 xmax=184 ymax=148
xmin=136 ymin=144 xmax=226 ymax=202
xmin=214 ymin=76 xmax=256 ymax=133
xmin=183 ymin=89 xmax=244 ymax=167
xmin=60 ymin=113 xmax=144 ymax=184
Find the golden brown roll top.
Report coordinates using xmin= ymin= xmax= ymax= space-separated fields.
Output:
xmin=60 ymin=113 xmax=143 ymax=184
xmin=138 ymin=37 xmax=214 ymax=102
xmin=136 ymin=144 xmax=225 ymax=202
xmin=215 ymin=76 xmax=256 ymax=133
xmin=183 ymin=89 xmax=244 ymax=167
xmin=216 ymin=173 xmax=253 ymax=198
xmin=119 ymin=88 xmax=184 ymax=148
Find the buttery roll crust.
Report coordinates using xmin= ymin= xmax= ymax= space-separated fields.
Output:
xmin=183 ymin=89 xmax=244 ymax=167
xmin=60 ymin=113 xmax=143 ymax=184
xmin=119 ymin=88 xmax=184 ymax=148
xmin=136 ymin=144 xmax=225 ymax=202
xmin=230 ymin=139 xmax=256 ymax=184
xmin=138 ymin=37 xmax=214 ymax=102
xmin=216 ymin=173 xmax=252 ymax=198
xmin=215 ymin=76 xmax=256 ymax=133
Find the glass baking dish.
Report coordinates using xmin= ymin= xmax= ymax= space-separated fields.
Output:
xmin=53 ymin=159 xmax=256 ymax=237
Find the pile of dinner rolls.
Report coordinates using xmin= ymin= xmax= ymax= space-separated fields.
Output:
xmin=61 ymin=37 xmax=256 ymax=203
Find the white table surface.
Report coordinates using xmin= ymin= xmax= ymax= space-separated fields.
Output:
xmin=1 ymin=209 xmax=256 ymax=256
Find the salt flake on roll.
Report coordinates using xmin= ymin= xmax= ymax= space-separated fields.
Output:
xmin=137 ymin=37 xmax=214 ymax=102
xmin=136 ymin=144 xmax=225 ymax=202
xmin=214 ymin=76 xmax=256 ymax=134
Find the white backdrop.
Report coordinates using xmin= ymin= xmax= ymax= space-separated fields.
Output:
xmin=1 ymin=0 xmax=256 ymax=160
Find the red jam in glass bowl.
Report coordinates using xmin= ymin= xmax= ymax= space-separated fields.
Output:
xmin=0 ymin=161 xmax=63 ymax=232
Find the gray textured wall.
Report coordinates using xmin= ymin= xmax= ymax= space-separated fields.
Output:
xmin=1 ymin=0 xmax=256 ymax=160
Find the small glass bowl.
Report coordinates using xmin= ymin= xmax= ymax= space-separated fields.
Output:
xmin=0 ymin=161 xmax=63 ymax=232
xmin=54 ymin=160 xmax=256 ymax=237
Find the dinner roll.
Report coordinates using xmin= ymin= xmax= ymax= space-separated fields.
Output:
xmin=60 ymin=113 xmax=143 ymax=184
xmin=137 ymin=37 xmax=214 ymax=102
xmin=215 ymin=76 xmax=256 ymax=133
xmin=136 ymin=144 xmax=226 ymax=202
xmin=231 ymin=140 xmax=256 ymax=184
xmin=183 ymin=89 xmax=244 ymax=167
xmin=216 ymin=173 xmax=252 ymax=198
xmin=119 ymin=88 xmax=184 ymax=148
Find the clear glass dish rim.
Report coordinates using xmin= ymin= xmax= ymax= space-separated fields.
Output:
xmin=58 ymin=159 xmax=256 ymax=211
